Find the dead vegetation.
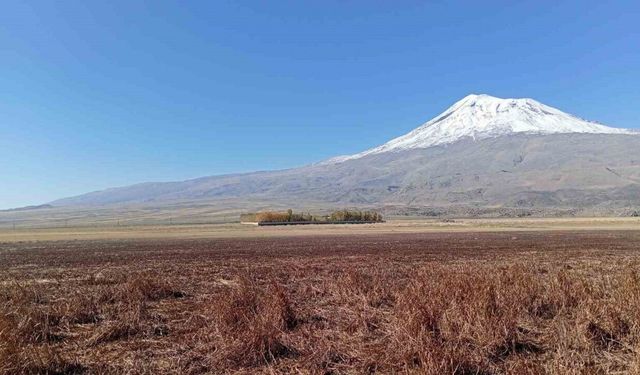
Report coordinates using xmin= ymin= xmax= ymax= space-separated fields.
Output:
xmin=0 ymin=272 xmax=184 ymax=374
xmin=2 ymin=231 xmax=640 ymax=374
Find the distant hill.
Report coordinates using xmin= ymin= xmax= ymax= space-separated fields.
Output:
xmin=1 ymin=204 xmax=53 ymax=212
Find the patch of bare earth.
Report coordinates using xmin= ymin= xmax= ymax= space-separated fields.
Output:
xmin=2 ymin=231 xmax=640 ymax=374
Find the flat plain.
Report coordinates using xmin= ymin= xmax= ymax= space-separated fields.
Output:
xmin=2 ymin=224 xmax=640 ymax=374
xmin=1 ymin=217 xmax=640 ymax=242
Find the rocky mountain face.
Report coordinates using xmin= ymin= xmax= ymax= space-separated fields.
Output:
xmin=51 ymin=95 xmax=640 ymax=215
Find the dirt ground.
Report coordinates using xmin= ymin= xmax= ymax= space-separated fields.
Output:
xmin=2 ymin=231 xmax=640 ymax=374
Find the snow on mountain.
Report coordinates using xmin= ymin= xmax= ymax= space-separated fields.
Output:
xmin=322 ymin=94 xmax=636 ymax=164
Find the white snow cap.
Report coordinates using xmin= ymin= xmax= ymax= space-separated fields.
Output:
xmin=323 ymin=94 xmax=636 ymax=164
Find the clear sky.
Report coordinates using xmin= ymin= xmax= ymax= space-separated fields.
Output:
xmin=1 ymin=1 xmax=639 ymax=209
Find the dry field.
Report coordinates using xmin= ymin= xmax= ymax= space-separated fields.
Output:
xmin=2 ymin=231 xmax=640 ymax=374
xmin=1 ymin=217 xmax=640 ymax=242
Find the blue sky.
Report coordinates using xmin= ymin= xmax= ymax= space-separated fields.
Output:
xmin=1 ymin=1 xmax=639 ymax=209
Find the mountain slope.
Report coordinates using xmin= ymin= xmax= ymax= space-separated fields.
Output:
xmin=51 ymin=95 xmax=640 ymax=212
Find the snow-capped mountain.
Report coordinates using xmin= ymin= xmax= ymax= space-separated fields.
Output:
xmin=324 ymin=94 xmax=635 ymax=164
xmin=46 ymin=94 xmax=640 ymax=216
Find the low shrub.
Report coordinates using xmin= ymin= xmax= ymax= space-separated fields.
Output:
xmin=193 ymin=277 xmax=299 ymax=371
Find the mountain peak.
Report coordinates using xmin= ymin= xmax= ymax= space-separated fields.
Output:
xmin=460 ymin=93 xmax=493 ymax=101
xmin=454 ymin=94 xmax=546 ymax=111
xmin=322 ymin=94 xmax=636 ymax=164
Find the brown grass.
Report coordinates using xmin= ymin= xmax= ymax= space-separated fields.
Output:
xmin=202 ymin=278 xmax=299 ymax=369
xmin=0 ymin=273 xmax=184 ymax=374
xmin=2 ymin=231 xmax=640 ymax=373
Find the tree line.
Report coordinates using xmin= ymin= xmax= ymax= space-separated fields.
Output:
xmin=242 ymin=209 xmax=383 ymax=223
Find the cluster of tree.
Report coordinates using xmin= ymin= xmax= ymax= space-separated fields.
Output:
xmin=246 ymin=209 xmax=383 ymax=223
xmin=329 ymin=209 xmax=383 ymax=222
xmin=255 ymin=209 xmax=315 ymax=223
